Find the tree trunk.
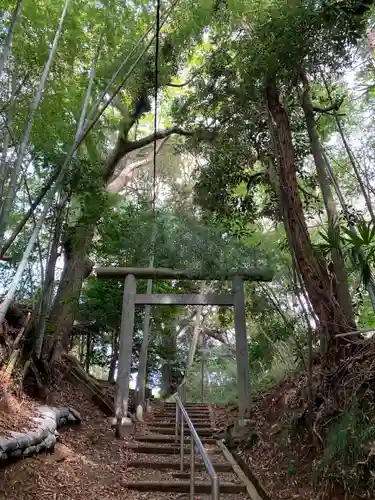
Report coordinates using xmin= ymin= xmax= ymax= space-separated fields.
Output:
xmin=0 ymin=76 xmax=18 ymax=206
xmin=266 ymin=79 xmax=353 ymax=360
xmin=34 ymin=203 xmax=63 ymax=358
xmin=135 ymin=276 xmax=153 ymax=421
xmin=199 ymin=331 xmax=205 ymax=402
xmin=322 ymin=75 xmax=375 ymax=221
xmin=185 ymin=282 xmax=206 ymax=374
xmin=115 ymin=274 xmax=136 ymax=435
xmin=85 ymin=331 xmax=91 ymax=373
xmin=108 ymin=332 xmax=118 ymax=383
xmin=300 ymin=72 xmax=355 ymax=329
xmin=79 ymin=335 xmax=85 ymax=363
xmin=46 ymin=223 xmax=94 ymax=360
xmin=0 ymin=0 xmax=23 ymax=78
xmin=161 ymin=329 xmax=177 ymax=398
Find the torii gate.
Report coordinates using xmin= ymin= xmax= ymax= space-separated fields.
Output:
xmin=96 ymin=266 xmax=273 ymax=436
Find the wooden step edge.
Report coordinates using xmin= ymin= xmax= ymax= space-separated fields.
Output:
xmin=155 ymin=408 xmax=210 ymax=412
xmin=153 ymin=412 xmax=210 ymax=415
xmin=160 ymin=401 xmax=210 ymax=408
xmin=126 ymin=461 xmax=233 ymax=472
xmin=151 ymin=421 xmax=211 ymax=425
xmin=161 ymin=407 xmax=210 ymax=410
xmin=154 ymin=416 xmax=211 ymax=420
xmin=148 ymin=428 xmax=214 ymax=436
xmin=135 ymin=436 xmax=217 ymax=444
xmin=148 ymin=428 xmax=214 ymax=432
xmin=161 ymin=408 xmax=210 ymax=411
xmin=126 ymin=445 xmax=222 ymax=454
xmin=216 ymin=440 xmax=264 ymax=500
xmin=149 ymin=422 xmax=215 ymax=428
xmin=123 ymin=480 xmax=246 ymax=493
xmin=152 ymin=417 xmax=210 ymax=421
xmin=226 ymin=444 xmax=272 ymax=500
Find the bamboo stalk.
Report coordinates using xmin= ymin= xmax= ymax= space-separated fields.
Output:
xmin=0 ymin=0 xmax=71 ymax=249
xmin=0 ymin=193 xmax=55 ymax=325
xmin=0 ymin=0 xmax=23 ymax=77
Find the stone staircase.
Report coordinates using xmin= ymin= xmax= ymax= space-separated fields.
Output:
xmin=123 ymin=402 xmax=251 ymax=498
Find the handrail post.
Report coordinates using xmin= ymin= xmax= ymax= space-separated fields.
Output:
xmin=174 ymin=394 xmax=219 ymax=500
xmin=180 ymin=412 xmax=185 ymax=471
xmin=190 ymin=438 xmax=195 ymax=499
xmin=212 ymin=475 xmax=220 ymax=500
xmin=175 ymin=401 xmax=179 ymax=443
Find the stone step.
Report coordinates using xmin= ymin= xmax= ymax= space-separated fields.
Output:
xmin=162 ymin=404 xmax=209 ymax=409
xmin=124 ymin=480 xmax=246 ymax=494
xmin=148 ymin=426 xmax=214 ymax=436
xmin=152 ymin=421 xmax=210 ymax=427
xmin=153 ymin=416 xmax=209 ymax=422
xmin=127 ymin=444 xmax=222 ymax=455
xmin=156 ymin=405 xmax=209 ymax=410
xmin=126 ymin=460 xmax=233 ymax=472
xmin=136 ymin=435 xmax=217 ymax=445
xmin=150 ymin=421 xmax=213 ymax=429
xmin=154 ymin=415 xmax=211 ymax=421
xmin=159 ymin=409 xmax=210 ymax=415
xmin=172 ymin=472 xmax=195 ymax=479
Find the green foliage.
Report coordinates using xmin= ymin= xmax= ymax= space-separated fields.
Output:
xmin=252 ymin=342 xmax=296 ymax=395
xmin=95 ymin=201 xmax=270 ymax=273
xmin=315 ymin=405 xmax=375 ymax=489
xmin=185 ymin=338 xmax=296 ymax=404
xmin=185 ymin=345 xmax=238 ymax=404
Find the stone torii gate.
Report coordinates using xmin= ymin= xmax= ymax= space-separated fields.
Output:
xmin=95 ymin=266 xmax=273 ymax=436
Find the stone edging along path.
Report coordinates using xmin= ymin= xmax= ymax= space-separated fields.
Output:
xmin=0 ymin=406 xmax=81 ymax=466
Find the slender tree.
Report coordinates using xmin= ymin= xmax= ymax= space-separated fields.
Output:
xmin=300 ymin=71 xmax=355 ymax=327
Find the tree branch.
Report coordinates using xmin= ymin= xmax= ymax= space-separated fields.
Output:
xmin=107 ymin=136 xmax=170 ymax=194
xmin=124 ymin=126 xmax=216 ymax=153
xmin=167 ymin=81 xmax=192 ymax=87
xmin=166 ymin=65 xmax=204 ymax=88
xmin=312 ymin=97 xmax=344 ymax=114
xmin=103 ymin=117 xmax=136 ymax=182
xmin=111 ymin=94 xmax=132 ymax=121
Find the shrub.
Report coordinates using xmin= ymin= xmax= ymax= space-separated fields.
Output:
xmin=314 ymin=404 xmax=375 ymax=490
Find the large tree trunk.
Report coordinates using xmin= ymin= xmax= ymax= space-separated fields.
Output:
xmin=46 ymin=223 xmax=95 ymax=360
xmin=300 ymin=72 xmax=355 ymax=329
xmin=266 ymin=80 xmax=352 ymax=360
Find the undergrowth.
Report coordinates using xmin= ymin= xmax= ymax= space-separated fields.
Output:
xmin=252 ymin=344 xmax=296 ymax=396
xmin=314 ymin=403 xmax=375 ymax=492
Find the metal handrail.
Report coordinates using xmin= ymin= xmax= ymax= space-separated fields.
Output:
xmin=174 ymin=392 xmax=220 ymax=500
